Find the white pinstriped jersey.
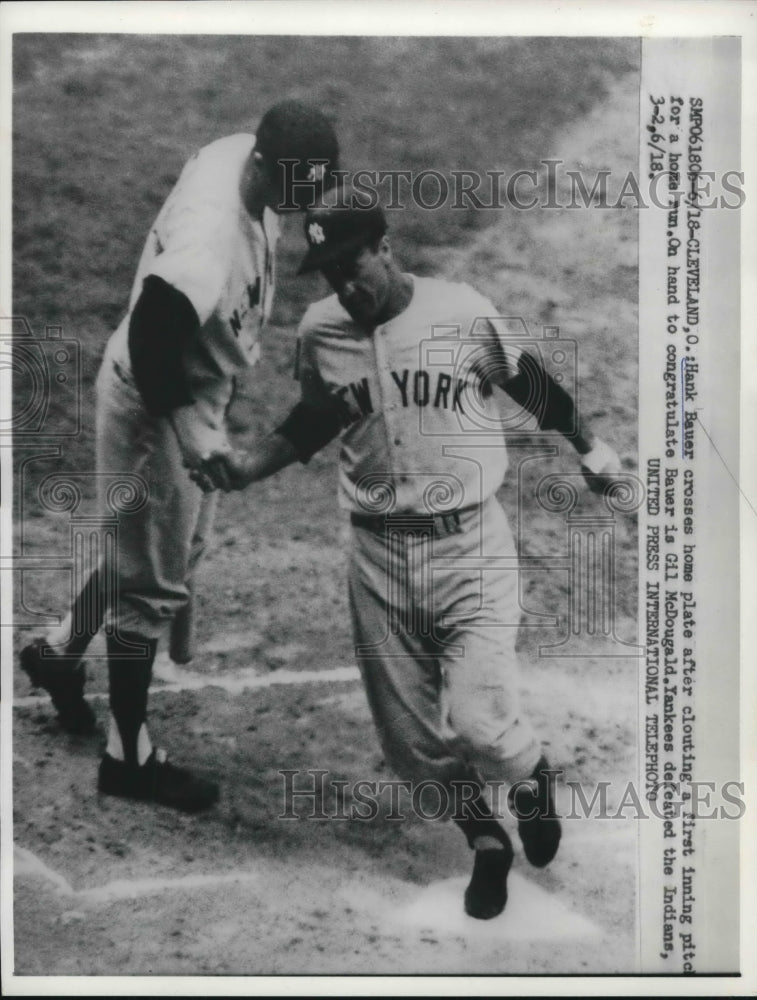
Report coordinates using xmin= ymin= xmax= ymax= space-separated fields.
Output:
xmin=106 ymin=133 xmax=279 ymax=430
xmin=296 ymin=276 xmax=523 ymax=514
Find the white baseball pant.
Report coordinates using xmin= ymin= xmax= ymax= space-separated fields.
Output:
xmin=95 ymin=352 xmax=217 ymax=642
xmin=348 ymin=496 xmax=540 ymax=790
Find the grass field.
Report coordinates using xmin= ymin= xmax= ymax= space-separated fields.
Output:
xmin=12 ymin=34 xmax=641 ymax=976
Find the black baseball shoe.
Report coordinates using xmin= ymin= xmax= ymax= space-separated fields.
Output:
xmin=464 ymin=830 xmax=515 ymax=920
xmin=20 ymin=639 xmax=98 ymax=736
xmin=509 ymin=755 xmax=562 ymax=868
xmin=98 ymin=748 xmax=220 ymax=813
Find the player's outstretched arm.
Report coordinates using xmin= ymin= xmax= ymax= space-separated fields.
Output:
xmin=499 ymin=350 xmax=622 ymax=494
xmin=191 ymin=398 xmax=344 ymax=493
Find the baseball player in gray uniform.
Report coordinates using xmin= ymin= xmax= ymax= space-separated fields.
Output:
xmin=20 ymin=101 xmax=339 ymax=812
xmin=193 ymin=188 xmax=623 ymax=916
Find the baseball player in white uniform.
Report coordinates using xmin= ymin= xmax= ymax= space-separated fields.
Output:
xmin=193 ymin=187 xmax=623 ymax=916
xmin=20 ymin=101 xmax=340 ymax=812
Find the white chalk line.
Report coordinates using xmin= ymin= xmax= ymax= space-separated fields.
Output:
xmin=14 ymin=632 xmax=615 ymax=941
xmin=14 ymin=845 xmax=261 ymax=904
xmin=15 ymin=845 xmax=74 ymax=895
xmin=15 ymin=843 xmax=604 ymax=943
xmin=14 ymin=663 xmax=361 ymax=709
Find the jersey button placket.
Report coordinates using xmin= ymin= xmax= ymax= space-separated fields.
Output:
xmin=381 ymin=325 xmax=410 ymax=486
xmin=374 ymin=325 xmax=404 ymax=488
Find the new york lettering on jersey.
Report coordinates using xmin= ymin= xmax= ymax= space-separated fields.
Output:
xmin=228 ymin=279 xmax=261 ymax=336
xmin=389 ymin=368 xmax=470 ymax=413
xmin=327 ymin=367 xmax=472 ymax=428
xmin=302 ymin=276 xmax=511 ymax=424
xmin=297 ymin=276 xmax=517 ymax=512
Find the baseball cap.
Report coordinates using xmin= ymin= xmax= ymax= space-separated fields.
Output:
xmin=297 ymin=191 xmax=388 ymax=274
xmin=255 ymin=100 xmax=340 ymax=209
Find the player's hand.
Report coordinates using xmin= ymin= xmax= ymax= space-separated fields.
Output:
xmin=189 ymin=464 xmax=218 ymax=493
xmin=579 ymin=438 xmax=623 ymax=495
xmin=190 ymin=449 xmax=253 ymax=493
xmin=170 ymin=405 xmax=233 ymax=471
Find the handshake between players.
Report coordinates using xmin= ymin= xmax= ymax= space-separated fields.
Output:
xmin=189 ymin=190 xmax=625 ymax=502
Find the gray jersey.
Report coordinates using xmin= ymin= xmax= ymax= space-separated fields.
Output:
xmin=296 ymin=275 xmax=522 ymax=514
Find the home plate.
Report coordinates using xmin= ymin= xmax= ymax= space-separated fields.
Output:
xmin=396 ymin=872 xmax=602 ymax=941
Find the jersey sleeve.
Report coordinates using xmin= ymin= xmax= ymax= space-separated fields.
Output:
xmin=294 ymin=319 xmax=331 ymax=405
xmin=465 ymin=289 xmax=523 ymax=385
xmin=148 ymin=198 xmax=232 ymax=327
xmin=278 ymin=316 xmax=344 ymax=462
xmin=128 ymin=275 xmax=199 ymax=416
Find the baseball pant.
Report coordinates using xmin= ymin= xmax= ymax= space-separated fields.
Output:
xmin=349 ymin=496 xmax=540 ymax=790
xmin=95 ymin=352 xmax=217 ymax=641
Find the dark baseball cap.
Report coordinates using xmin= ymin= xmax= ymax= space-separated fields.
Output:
xmin=256 ymin=100 xmax=340 ymax=208
xmin=297 ymin=190 xmax=388 ymax=274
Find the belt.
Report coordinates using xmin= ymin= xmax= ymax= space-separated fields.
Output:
xmin=350 ymin=503 xmax=480 ymax=538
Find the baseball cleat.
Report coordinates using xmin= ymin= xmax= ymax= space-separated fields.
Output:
xmin=464 ymin=835 xmax=515 ymax=920
xmin=509 ymin=755 xmax=562 ymax=868
xmin=98 ymin=748 xmax=220 ymax=813
xmin=20 ymin=639 xmax=98 ymax=736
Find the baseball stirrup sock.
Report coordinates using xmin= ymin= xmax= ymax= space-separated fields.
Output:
xmin=453 ymin=790 xmax=510 ymax=850
xmin=45 ymin=567 xmax=105 ymax=660
xmin=509 ymin=755 xmax=562 ymax=867
xmin=106 ymin=632 xmax=158 ymax=767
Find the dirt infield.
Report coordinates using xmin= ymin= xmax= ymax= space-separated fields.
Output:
xmin=12 ymin=504 xmax=638 ymax=975
xmin=10 ymin=35 xmax=640 ymax=978
xmin=13 ymin=639 xmax=637 ymax=975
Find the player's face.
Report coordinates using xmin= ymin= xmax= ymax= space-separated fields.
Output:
xmin=321 ymin=241 xmax=391 ymax=327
